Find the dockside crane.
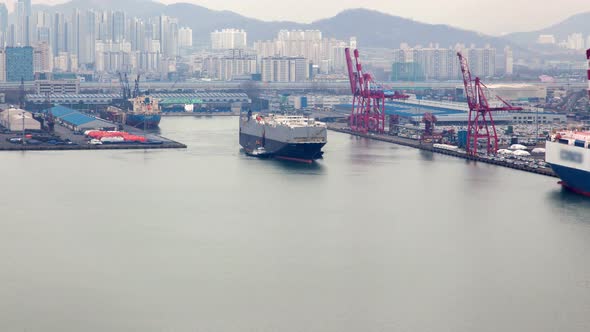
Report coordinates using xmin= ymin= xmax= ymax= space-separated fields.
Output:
xmin=586 ymin=48 xmax=590 ymax=100
xmin=133 ymin=74 xmax=141 ymax=98
xmin=422 ymin=112 xmax=437 ymax=137
xmin=457 ymin=51 xmax=522 ymax=155
xmin=117 ymin=72 xmax=133 ymax=110
xmin=345 ymin=48 xmax=408 ymax=134
xmin=118 ymin=72 xmax=129 ymax=101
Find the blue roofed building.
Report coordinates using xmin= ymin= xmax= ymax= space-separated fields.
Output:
xmin=43 ymin=105 xmax=115 ymax=131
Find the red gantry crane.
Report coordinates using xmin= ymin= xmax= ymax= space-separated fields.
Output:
xmin=422 ymin=112 xmax=437 ymax=137
xmin=587 ymin=48 xmax=590 ymax=99
xmin=457 ymin=51 xmax=522 ymax=155
xmin=345 ymin=48 xmax=408 ymax=133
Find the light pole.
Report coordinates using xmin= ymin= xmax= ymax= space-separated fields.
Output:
xmin=21 ymin=112 xmax=26 ymax=145
xmin=536 ymin=107 xmax=539 ymax=144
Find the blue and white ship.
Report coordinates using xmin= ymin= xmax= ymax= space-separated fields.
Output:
xmin=546 ymin=132 xmax=590 ymax=196
xmin=125 ymin=95 xmax=161 ymax=129
xmin=239 ymin=111 xmax=327 ymax=163
xmin=546 ymin=48 xmax=590 ymax=196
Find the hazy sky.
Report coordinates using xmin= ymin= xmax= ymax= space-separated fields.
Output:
xmin=8 ymin=0 xmax=590 ymax=35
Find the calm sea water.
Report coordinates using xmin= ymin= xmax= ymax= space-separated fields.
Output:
xmin=0 ymin=116 xmax=589 ymax=332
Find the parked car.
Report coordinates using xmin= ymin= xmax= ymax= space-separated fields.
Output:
xmin=88 ymin=139 xmax=102 ymax=145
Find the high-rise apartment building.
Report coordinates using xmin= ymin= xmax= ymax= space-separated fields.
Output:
xmin=34 ymin=41 xmax=53 ymax=73
xmin=6 ymin=46 xmax=34 ymax=81
xmin=16 ymin=0 xmax=32 ymax=46
xmin=0 ymin=3 xmax=8 ymax=45
xmin=112 ymin=11 xmax=126 ymax=42
xmin=392 ymin=45 xmax=496 ymax=81
xmin=179 ymin=27 xmax=193 ymax=48
xmin=211 ymin=29 xmax=247 ymax=50
xmin=254 ymin=30 xmax=350 ymax=73
xmin=537 ymin=34 xmax=556 ymax=45
xmin=4 ymin=7 xmax=185 ymax=74
xmin=566 ymin=33 xmax=585 ymax=50
xmin=504 ymin=46 xmax=513 ymax=75
xmin=203 ymin=49 xmax=256 ymax=80
xmin=52 ymin=12 xmax=67 ymax=55
xmin=0 ymin=49 xmax=6 ymax=82
xmin=260 ymin=56 xmax=308 ymax=82
xmin=159 ymin=16 xmax=179 ymax=57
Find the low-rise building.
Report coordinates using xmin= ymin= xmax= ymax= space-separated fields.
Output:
xmin=35 ymin=80 xmax=80 ymax=95
xmin=42 ymin=105 xmax=115 ymax=131
xmin=0 ymin=108 xmax=41 ymax=131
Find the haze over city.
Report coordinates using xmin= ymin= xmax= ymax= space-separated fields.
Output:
xmin=3 ymin=0 xmax=590 ymax=35
xmin=2 ymin=0 xmax=590 ymax=331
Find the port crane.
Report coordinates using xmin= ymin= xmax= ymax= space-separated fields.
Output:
xmin=422 ymin=112 xmax=437 ymax=137
xmin=133 ymin=74 xmax=141 ymax=98
xmin=345 ymin=48 xmax=408 ymax=133
xmin=118 ymin=72 xmax=131 ymax=102
xmin=117 ymin=72 xmax=143 ymax=109
xmin=587 ymin=49 xmax=590 ymax=100
xmin=457 ymin=51 xmax=522 ymax=155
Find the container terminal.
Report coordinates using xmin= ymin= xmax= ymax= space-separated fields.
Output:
xmin=328 ymin=124 xmax=557 ymax=178
xmin=315 ymin=47 xmax=574 ymax=179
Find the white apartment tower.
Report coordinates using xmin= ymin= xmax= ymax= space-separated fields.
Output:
xmin=0 ymin=49 xmax=5 ymax=82
xmin=34 ymin=41 xmax=53 ymax=72
xmin=211 ymin=29 xmax=247 ymax=50
xmin=504 ymin=46 xmax=513 ymax=75
xmin=254 ymin=30 xmax=349 ymax=73
xmin=179 ymin=27 xmax=193 ymax=48
xmin=261 ymin=56 xmax=308 ymax=82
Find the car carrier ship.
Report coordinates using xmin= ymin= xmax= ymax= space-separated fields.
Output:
xmin=546 ymin=132 xmax=590 ymax=196
xmin=546 ymin=48 xmax=590 ymax=196
xmin=239 ymin=111 xmax=327 ymax=163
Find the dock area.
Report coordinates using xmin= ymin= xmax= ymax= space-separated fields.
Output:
xmin=161 ymin=112 xmax=238 ymax=117
xmin=0 ymin=123 xmax=186 ymax=151
xmin=328 ymin=124 xmax=557 ymax=178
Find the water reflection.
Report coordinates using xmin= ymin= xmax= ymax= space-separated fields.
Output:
xmin=546 ymin=187 xmax=590 ymax=222
xmin=238 ymin=148 xmax=325 ymax=174
xmin=269 ymin=158 xmax=325 ymax=173
xmin=419 ymin=149 xmax=434 ymax=161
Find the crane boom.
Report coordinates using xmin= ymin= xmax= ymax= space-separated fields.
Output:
xmin=344 ymin=47 xmax=409 ymax=134
xmin=457 ymin=52 xmax=476 ymax=110
xmin=345 ymin=48 xmax=357 ymax=95
xmin=456 ymin=52 xmax=523 ymax=155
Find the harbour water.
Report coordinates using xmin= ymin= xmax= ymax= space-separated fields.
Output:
xmin=0 ymin=116 xmax=589 ymax=332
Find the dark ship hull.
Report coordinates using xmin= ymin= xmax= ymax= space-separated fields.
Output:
xmin=125 ymin=114 xmax=161 ymax=129
xmin=239 ymin=132 xmax=325 ymax=161
xmin=239 ymin=113 xmax=327 ymax=163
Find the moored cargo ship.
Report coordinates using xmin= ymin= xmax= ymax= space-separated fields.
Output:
xmin=546 ymin=131 xmax=590 ymax=196
xmin=239 ymin=111 xmax=327 ymax=163
xmin=103 ymin=95 xmax=162 ymax=129
xmin=125 ymin=95 xmax=161 ymax=129
xmin=549 ymin=49 xmax=590 ymax=196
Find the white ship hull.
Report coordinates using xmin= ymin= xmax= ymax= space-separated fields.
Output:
xmin=546 ymin=140 xmax=590 ymax=196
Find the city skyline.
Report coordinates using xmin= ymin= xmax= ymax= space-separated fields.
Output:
xmin=4 ymin=0 xmax=590 ymax=36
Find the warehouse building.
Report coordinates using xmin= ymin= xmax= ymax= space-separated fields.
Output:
xmin=43 ymin=105 xmax=115 ymax=131
xmin=0 ymin=108 xmax=41 ymax=131
xmin=26 ymin=92 xmax=251 ymax=112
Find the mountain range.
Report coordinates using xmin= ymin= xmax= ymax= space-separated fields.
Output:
xmin=505 ymin=12 xmax=590 ymax=46
xmin=32 ymin=0 xmax=590 ymax=52
xmin=33 ymin=0 xmax=509 ymax=49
